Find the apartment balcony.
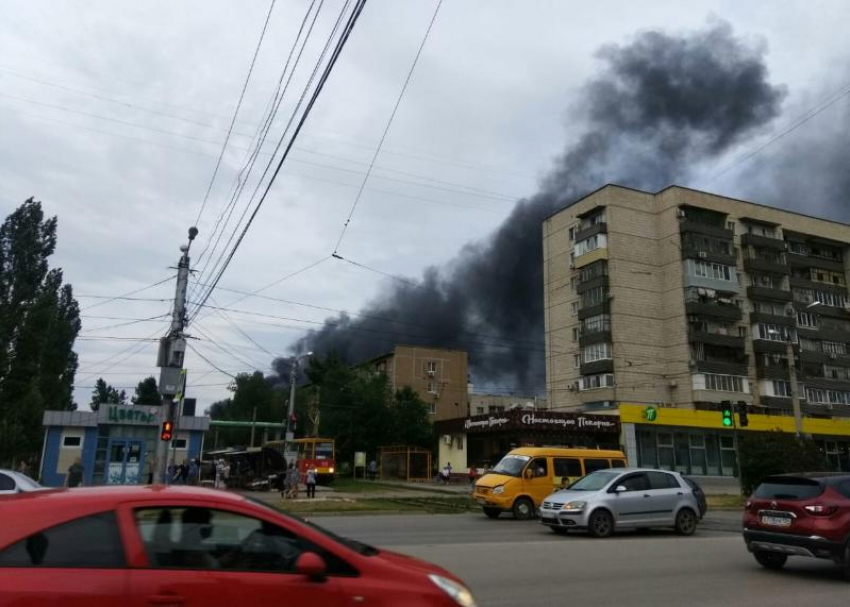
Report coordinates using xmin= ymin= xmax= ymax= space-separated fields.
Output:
xmin=576 ymin=274 xmax=609 ymax=294
xmin=693 ymin=360 xmax=749 ymax=376
xmin=787 ymin=253 xmax=845 ymax=273
xmin=574 ymin=221 xmax=607 ymax=243
xmin=688 ymin=330 xmax=746 ymax=349
xmin=791 ymin=301 xmax=850 ymax=320
xmin=799 ymin=350 xmax=850 ymax=365
xmin=741 ymin=233 xmax=786 ymax=250
xmin=578 ymin=301 xmax=610 ymax=320
xmin=681 ymin=249 xmax=737 ymax=266
xmin=679 ymin=219 xmax=734 ymax=240
xmin=800 ymin=376 xmax=850 ymax=392
xmin=744 ymin=257 xmax=789 ymax=275
xmin=685 ymin=301 xmax=743 ymax=321
xmin=796 ymin=326 xmax=850 ymax=343
xmin=752 ymin=340 xmax=790 ymax=355
xmin=580 ymin=359 xmax=614 ymax=375
xmin=756 ymin=363 xmax=790 ymax=381
xmin=789 ymin=275 xmax=848 ymax=295
xmin=746 ymin=286 xmax=793 ymax=302
xmin=579 ymin=330 xmax=612 ymax=348
xmin=749 ymin=311 xmax=796 ymax=327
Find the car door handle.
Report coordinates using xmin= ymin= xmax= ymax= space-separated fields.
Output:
xmin=643 ymin=494 xmax=651 ymax=498
xmin=677 ymin=492 xmax=683 ymax=496
xmin=148 ymin=595 xmax=185 ymax=607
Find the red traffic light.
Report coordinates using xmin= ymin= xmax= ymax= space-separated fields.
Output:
xmin=160 ymin=421 xmax=174 ymax=441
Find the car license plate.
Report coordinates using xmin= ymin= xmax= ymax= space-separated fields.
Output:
xmin=540 ymin=516 xmax=556 ymax=524
xmin=761 ymin=515 xmax=791 ymax=527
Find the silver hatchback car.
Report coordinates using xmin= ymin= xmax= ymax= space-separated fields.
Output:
xmin=538 ymin=468 xmax=701 ymax=538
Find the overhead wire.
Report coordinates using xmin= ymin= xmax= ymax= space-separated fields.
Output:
xmin=193 ymin=0 xmax=278 ymax=227
xmin=78 ymin=274 xmax=176 ymax=310
xmin=333 ymin=0 xmax=443 ymax=254
xmin=189 ymin=0 xmax=368 ymax=322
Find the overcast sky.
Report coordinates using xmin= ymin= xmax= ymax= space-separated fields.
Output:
xmin=1 ymin=0 xmax=848 ymax=412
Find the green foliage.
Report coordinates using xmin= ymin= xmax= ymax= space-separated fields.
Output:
xmin=132 ymin=376 xmax=160 ymax=406
xmin=90 ymin=378 xmax=128 ymax=411
xmin=738 ymin=431 xmax=828 ymax=495
xmin=207 ymin=372 xmax=285 ymax=447
xmin=0 ymin=198 xmax=80 ymax=466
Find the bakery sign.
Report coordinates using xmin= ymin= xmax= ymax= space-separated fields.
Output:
xmin=462 ymin=409 xmax=619 ymax=434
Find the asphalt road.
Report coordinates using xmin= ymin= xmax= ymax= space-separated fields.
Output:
xmin=316 ymin=513 xmax=849 ymax=607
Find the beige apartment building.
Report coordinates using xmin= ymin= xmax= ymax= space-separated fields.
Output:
xmin=543 ymin=184 xmax=850 ymax=419
xmin=362 ymin=345 xmax=469 ymax=421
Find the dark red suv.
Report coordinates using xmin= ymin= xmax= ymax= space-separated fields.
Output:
xmin=743 ymin=473 xmax=850 ymax=578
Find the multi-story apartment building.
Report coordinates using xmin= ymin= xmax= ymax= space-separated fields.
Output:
xmin=543 ymin=184 xmax=850 ymax=419
xmin=361 ymin=345 xmax=468 ymax=421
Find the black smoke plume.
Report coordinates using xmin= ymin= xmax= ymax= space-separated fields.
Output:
xmin=287 ymin=22 xmax=786 ymax=391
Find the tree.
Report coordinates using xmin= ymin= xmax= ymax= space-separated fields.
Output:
xmin=207 ymin=372 xmax=285 ymax=447
xmin=0 ymin=198 xmax=81 ymax=466
xmin=390 ymin=387 xmax=433 ymax=449
xmin=738 ymin=431 xmax=828 ymax=495
xmin=133 ymin=376 xmax=160 ymax=406
xmin=90 ymin=378 xmax=128 ymax=411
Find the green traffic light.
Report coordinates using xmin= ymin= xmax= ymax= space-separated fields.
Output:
xmin=722 ymin=415 xmax=733 ymax=427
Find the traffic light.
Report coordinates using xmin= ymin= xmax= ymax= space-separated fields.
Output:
xmin=160 ymin=421 xmax=173 ymax=441
xmin=737 ymin=401 xmax=749 ymax=427
xmin=721 ymin=402 xmax=734 ymax=427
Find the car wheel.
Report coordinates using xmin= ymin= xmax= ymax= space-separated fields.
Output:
xmin=588 ymin=509 xmax=614 ymax=538
xmin=674 ymin=508 xmax=697 ymax=536
xmin=483 ymin=508 xmax=501 ymax=519
xmin=512 ymin=497 xmax=535 ymax=520
xmin=753 ymin=551 xmax=787 ymax=570
xmin=550 ymin=527 xmax=569 ymax=535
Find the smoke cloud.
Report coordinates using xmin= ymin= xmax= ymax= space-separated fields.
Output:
xmin=287 ymin=21 xmax=787 ymax=392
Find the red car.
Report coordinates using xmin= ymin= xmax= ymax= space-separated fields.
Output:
xmin=743 ymin=473 xmax=850 ymax=578
xmin=0 ymin=486 xmax=476 ymax=606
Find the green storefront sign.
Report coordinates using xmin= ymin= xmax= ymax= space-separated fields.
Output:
xmin=107 ymin=405 xmax=156 ymax=424
xmin=644 ymin=406 xmax=658 ymax=422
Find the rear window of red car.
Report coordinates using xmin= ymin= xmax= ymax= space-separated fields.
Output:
xmin=754 ymin=478 xmax=824 ymax=500
xmin=836 ymin=480 xmax=850 ymax=499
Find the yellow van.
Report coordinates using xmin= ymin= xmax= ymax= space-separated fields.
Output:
xmin=473 ymin=447 xmax=627 ymax=519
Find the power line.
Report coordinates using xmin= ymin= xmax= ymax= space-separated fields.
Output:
xmin=186 ymin=341 xmax=239 ymax=380
xmin=78 ymin=274 xmax=175 ymax=310
xmin=81 ymin=313 xmax=170 ymax=333
xmin=333 ymin=0 xmax=442 ymax=254
xmin=189 ymin=1 xmax=367 ymax=322
xmin=194 ymin=0 xmax=277 ymax=227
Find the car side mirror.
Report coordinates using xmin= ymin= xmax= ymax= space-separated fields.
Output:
xmin=614 ymin=485 xmax=627 ymax=493
xmin=295 ymin=552 xmax=327 ymax=581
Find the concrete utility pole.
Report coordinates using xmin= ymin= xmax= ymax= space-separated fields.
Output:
xmin=283 ymin=352 xmax=312 ymax=462
xmin=153 ymin=226 xmax=198 ymax=484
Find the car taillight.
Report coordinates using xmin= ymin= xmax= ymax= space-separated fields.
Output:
xmin=804 ymin=504 xmax=837 ymax=516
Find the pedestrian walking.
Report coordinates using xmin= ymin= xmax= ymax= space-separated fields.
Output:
xmin=65 ymin=458 xmax=83 ymax=487
xmin=286 ymin=463 xmax=301 ymax=499
xmin=442 ymin=463 xmax=452 ymax=485
xmin=468 ymin=465 xmax=477 ymax=488
xmin=305 ymin=466 xmax=317 ymax=498
xmin=368 ymin=459 xmax=378 ymax=481
xmin=215 ymin=458 xmax=226 ymax=489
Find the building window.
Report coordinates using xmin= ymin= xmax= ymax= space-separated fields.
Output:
xmin=806 ymin=388 xmax=850 ymax=406
xmin=427 ymin=380 xmax=437 ymax=394
xmin=581 ymin=286 xmax=608 ymax=308
xmin=475 ymin=406 xmax=484 ymax=414
xmin=570 ymin=276 xmax=576 ymax=291
xmin=823 ymin=341 xmax=848 ymax=356
xmin=797 ymin=312 xmax=819 ymax=328
xmin=62 ymin=436 xmax=82 ymax=448
xmin=428 ymin=402 xmax=436 ymax=415
xmin=726 ymin=221 xmax=736 ymax=233
xmin=582 ymin=314 xmax=610 ymax=335
xmin=750 ymin=272 xmax=784 ymax=290
xmin=746 ymin=224 xmax=776 ymax=238
xmin=687 ymin=259 xmax=735 ymax=282
xmin=738 ymin=326 xmax=748 ymax=338
xmin=756 ymin=323 xmax=796 ymax=342
xmin=752 ymin=301 xmax=789 ymax=316
xmin=170 ymin=439 xmax=188 ymax=450
xmin=681 ymin=233 xmax=733 ymax=256
xmin=703 ymin=373 xmax=747 ymax=393
xmin=578 ymin=261 xmax=608 ymax=283
xmin=581 ymin=342 xmax=612 ymax=363
xmin=568 ymin=226 xmax=575 ymax=241
xmin=570 ymin=302 xmax=578 ymax=316
xmin=427 ymin=361 xmax=437 ymax=374
xmin=577 ymin=209 xmax=606 ymax=230
xmin=793 ymin=288 xmax=847 ymax=308
xmin=579 ymin=374 xmax=614 ymax=391
xmin=773 ymin=381 xmax=792 ymax=397
xmin=572 ymin=327 xmax=579 ymax=342
xmin=810 ymin=269 xmax=846 ymax=286
xmin=574 ymin=234 xmax=607 ymax=257
xmin=573 ymin=355 xmax=581 ymax=369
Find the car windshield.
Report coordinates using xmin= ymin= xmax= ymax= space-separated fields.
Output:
xmin=492 ymin=455 xmax=531 ymax=477
xmin=315 ymin=442 xmax=334 ymax=459
xmin=14 ymin=473 xmax=42 ymax=490
xmin=248 ymin=497 xmax=379 ymax=556
xmin=568 ymin=470 xmax=619 ymax=491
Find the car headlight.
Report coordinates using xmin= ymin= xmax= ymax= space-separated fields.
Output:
xmin=562 ymin=501 xmax=586 ymax=512
xmin=492 ymin=485 xmax=505 ymax=495
xmin=428 ymin=574 xmax=477 ymax=607
xmin=329 ymin=467 xmax=335 ymax=473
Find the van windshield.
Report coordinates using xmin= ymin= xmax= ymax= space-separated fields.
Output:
xmin=492 ymin=455 xmax=531 ymax=477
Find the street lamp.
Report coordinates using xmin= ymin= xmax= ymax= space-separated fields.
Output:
xmin=284 ymin=352 xmax=313 ymax=460
xmin=767 ymin=328 xmax=802 ymax=437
